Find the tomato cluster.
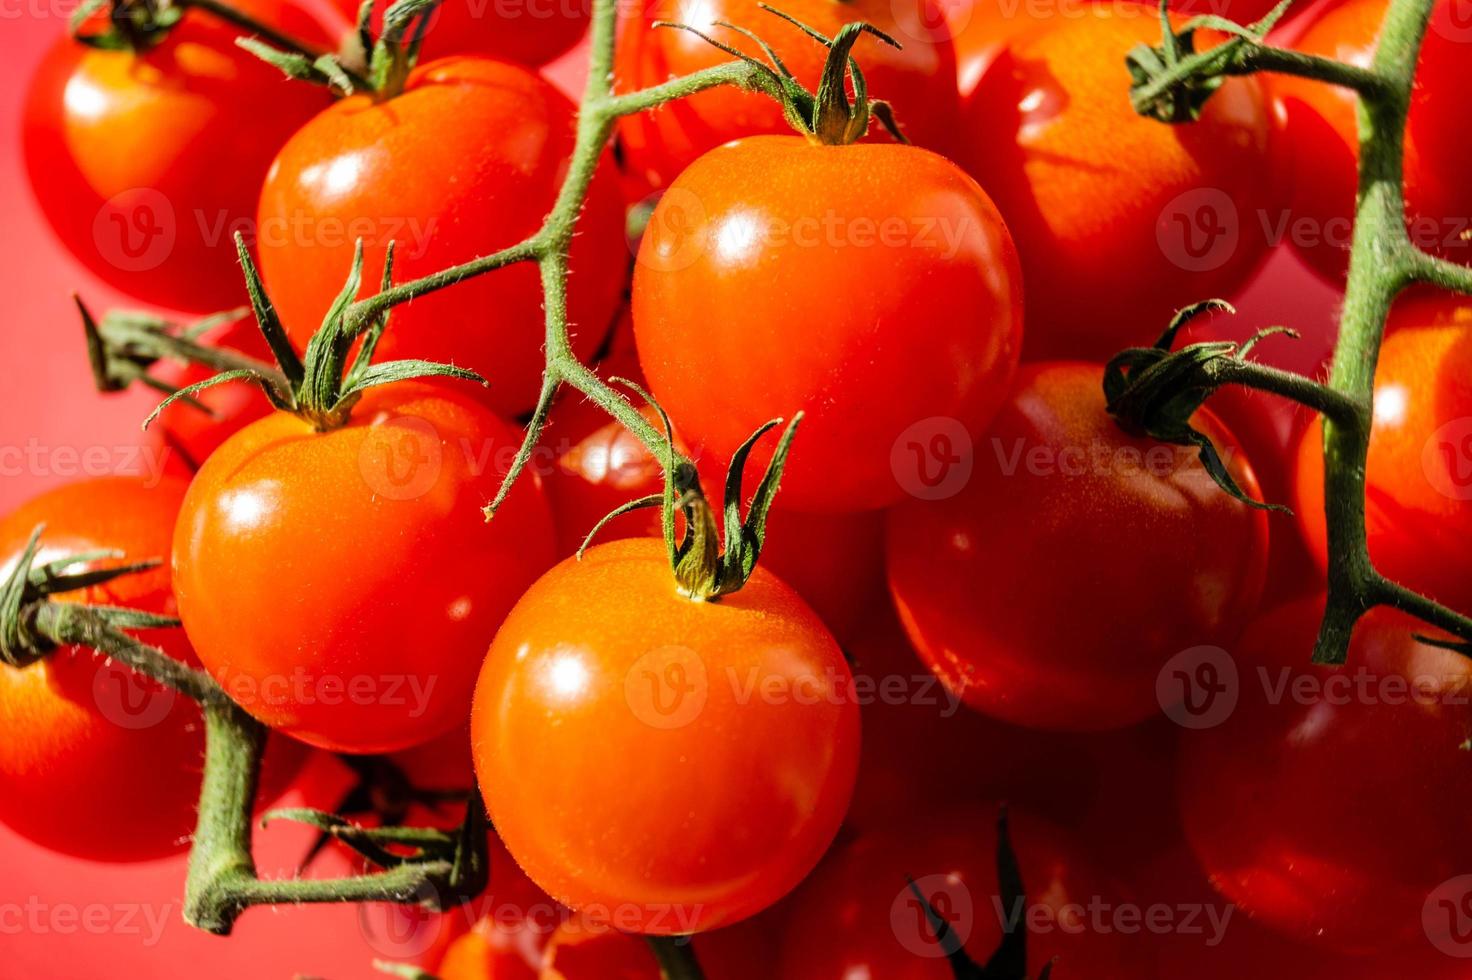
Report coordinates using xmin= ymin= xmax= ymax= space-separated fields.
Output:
xmin=9 ymin=0 xmax=1472 ymax=975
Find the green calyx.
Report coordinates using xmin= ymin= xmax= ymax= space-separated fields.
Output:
xmin=1126 ymin=0 xmax=1291 ymax=123
xmin=142 ymin=233 xmax=484 ymax=434
xmin=239 ymin=0 xmax=438 ymax=99
xmin=0 ymin=525 xmax=180 ymax=669
xmin=657 ymin=5 xmax=908 ymax=146
xmin=575 ymin=383 xmax=803 ymax=601
xmin=1103 ymin=300 xmax=1293 ymax=513
xmin=69 ymin=0 xmax=184 ymax=52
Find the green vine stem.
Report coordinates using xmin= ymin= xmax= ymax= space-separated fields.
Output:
xmin=646 ymin=937 xmax=706 ymax=980
xmin=1116 ymin=0 xmax=1472 ymax=663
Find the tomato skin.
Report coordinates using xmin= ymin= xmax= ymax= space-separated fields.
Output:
xmin=615 ymin=0 xmax=959 ymax=195
xmin=632 ymin=135 xmax=1022 ymax=513
xmin=1293 ymin=296 xmax=1472 ymax=617
xmin=471 ymin=537 xmax=859 ymax=935
xmin=1271 ymin=0 xmax=1468 ymax=279
xmin=257 ymin=56 xmax=626 ymax=419
xmin=886 ymin=362 xmax=1269 ymax=732
xmin=334 ymin=0 xmax=589 ymax=67
xmin=775 ymin=805 xmax=1140 ymax=979
xmin=22 ymin=0 xmax=338 ymax=312
xmin=1177 ymin=598 xmax=1472 ymax=954
xmin=173 ymin=382 xmax=556 ymax=753
xmin=0 ymin=477 xmax=301 ymax=861
xmin=960 ymin=2 xmax=1272 ymax=360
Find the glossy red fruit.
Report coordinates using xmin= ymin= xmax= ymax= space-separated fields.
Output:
xmin=1177 ymin=598 xmax=1472 ymax=955
xmin=633 ymin=135 xmax=1022 ymax=512
xmin=1293 ymin=294 xmax=1472 ymax=617
xmin=336 ymin=0 xmax=589 ymax=67
xmin=961 ymin=2 xmax=1273 ymax=359
xmin=257 ymin=56 xmax=626 ymax=418
xmin=775 ymin=805 xmax=1141 ymax=978
xmin=173 ymin=382 xmax=556 ymax=753
xmin=615 ymin=0 xmax=959 ymax=195
xmin=472 ymin=537 xmax=859 ymax=934
xmin=886 ymin=361 xmax=1270 ymax=732
xmin=0 ymin=477 xmax=301 ymax=861
xmin=22 ymin=0 xmax=339 ymax=311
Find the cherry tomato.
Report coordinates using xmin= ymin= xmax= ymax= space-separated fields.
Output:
xmin=960 ymin=2 xmax=1273 ymax=360
xmin=22 ymin=0 xmax=339 ymax=312
xmin=256 ymin=56 xmax=626 ymax=419
xmin=1293 ymin=294 xmax=1472 ymax=617
xmin=0 ymin=477 xmax=301 ymax=861
xmin=775 ymin=805 xmax=1140 ymax=978
xmin=471 ymin=537 xmax=859 ymax=934
xmin=632 ymin=135 xmax=1022 ymax=512
xmin=336 ymin=0 xmax=589 ymax=67
xmin=1177 ymin=597 xmax=1472 ymax=955
xmin=886 ymin=361 xmax=1270 ymax=731
xmin=1271 ymin=0 xmax=1470 ymax=279
xmin=432 ymin=833 xmax=559 ymax=980
xmin=615 ymin=0 xmax=959 ymax=195
xmin=148 ymin=313 xmax=277 ymax=472
xmin=173 ymin=381 xmax=556 ymax=753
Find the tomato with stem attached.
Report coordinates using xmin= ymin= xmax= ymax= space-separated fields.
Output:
xmin=173 ymin=381 xmax=556 ymax=753
xmin=633 ymin=136 xmax=1022 ymax=512
xmin=886 ymin=361 xmax=1269 ymax=732
xmin=256 ymin=56 xmax=626 ymax=418
xmin=336 ymin=0 xmax=590 ymax=67
xmin=1177 ymin=597 xmax=1472 ymax=955
xmin=775 ymin=805 xmax=1140 ymax=978
xmin=22 ymin=0 xmax=340 ymax=312
xmin=615 ymin=0 xmax=959 ymax=196
xmin=471 ymin=537 xmax=859 ymax=934
xmin=0 ymin=477 xmax=302 ymax=861
xmin=959 ymin=2 xmax=1273 ymax=360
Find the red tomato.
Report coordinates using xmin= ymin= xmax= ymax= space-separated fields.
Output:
xmin=1177 ymin=598 xmax=1472 ymax=955
xmin=1293 ymin=294 xmax=1472 ymax=617
xmin=885 ymin=361 xmax=1270 ymax=731
xmin=173 ymin=381 xmax=556 ymax=753
xmin=256 ymin=56 xmax=626 ymax=419
xmin=334 ymin=0 xmax=589 ymax=66
xmin=775 ymin=805 xmax=1141 ymax=978
xmin=632 ymin=136 xmax=1022 ymax=512
xmin=615 ymin=0 xmax=959 ymax=195
xmin=147 ymin=314 xmax=277 ymax=472
xmin=471 ymin=537 xmax=859 ymax=934
xmin=1271 ymin=0 xmax=1470 ymax=279
xmin=960 ymin=2 xmax=1273 ymax=360
xmin=0 ymin=477 xmax=301 ymax=861
xmin=22 ymin=0 xmax=339 ymax=312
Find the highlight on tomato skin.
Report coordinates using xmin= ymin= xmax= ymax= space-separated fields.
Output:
xmin=470 ymin=537 xmax=860 ymax=936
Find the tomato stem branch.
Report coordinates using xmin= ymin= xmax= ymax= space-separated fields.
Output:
xmin=646 ymin=937 xmax=705 ymax=980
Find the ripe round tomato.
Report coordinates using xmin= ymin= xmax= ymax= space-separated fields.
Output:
xmin=173 ymin=381 xmax=556 ymax=753
xmin=0 ymin=477 xmax=301 ymax=861
xmin=335 ymin=0 xmax=589 ymax=67
xmin=22 ymin=0 xmax=339 ymax=312
xmin=632 ymin=136 xmax=1022 ymax=513
xmin=471 ymin=537 xmax=859 ymax=934
xmin=886 ymin=361 xmax=1269 ymax=731
xmin=1293 ymin=294 xmax=1472 ymax=617
xmin=256 ymin=56 xmax=626 ymax=419
xmin=148 ymin=314 xmax=277 ymax=472
xmin=615 ymin=0 xmax=959 ymax=195
xmin=1271 ymin=0 xmax=1469 ymax=279
xmin=1177 ymin=598 xmax=1472 ymax=954
xmin=775 ymin=805 xmax=1140 ymax=978
xmin=960 ymin=2 xmax=1272 ymax=360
